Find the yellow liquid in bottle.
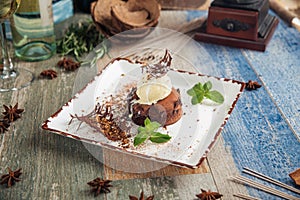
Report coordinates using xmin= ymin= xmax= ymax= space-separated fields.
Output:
xmin=0 ymin=0 xmax=21 ymax=19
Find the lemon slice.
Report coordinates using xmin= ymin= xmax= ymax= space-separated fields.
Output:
xmin=136 ymin=75 xmax=172 ymax=105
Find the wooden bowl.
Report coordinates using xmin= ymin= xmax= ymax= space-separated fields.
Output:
xmin=91 ymin=0 xmax=160 ymax=39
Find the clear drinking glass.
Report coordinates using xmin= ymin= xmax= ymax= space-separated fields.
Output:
xmin=0 ymin=0 xmax=34 ymax=92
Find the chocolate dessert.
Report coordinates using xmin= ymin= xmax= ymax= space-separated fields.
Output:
xmin=129 ymin=87 xmax=182 ymax=126
xmin=128 ymin=50 xmax=183 ymax=126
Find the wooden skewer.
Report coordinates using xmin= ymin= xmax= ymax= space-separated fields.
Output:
xmin=243 ymin=167 xmax=300 ymax=195
xmin=233 ymin=193 xmax=261 ymax=200
xmin=231 ymin=175 xmax=300 ymax=200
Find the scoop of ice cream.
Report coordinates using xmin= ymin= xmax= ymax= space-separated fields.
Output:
xmin=136 ymin=74 xmax=172 ymax=105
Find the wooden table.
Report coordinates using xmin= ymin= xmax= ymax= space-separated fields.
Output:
xmin=1 ymin=10 xmax=300 ymax=200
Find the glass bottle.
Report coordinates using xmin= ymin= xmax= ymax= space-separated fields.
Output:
xmin=10 ymin=0 xmax=56 ymax=61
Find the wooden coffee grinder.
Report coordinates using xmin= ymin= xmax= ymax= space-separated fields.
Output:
xmin=194 ymin=0 xmax=279 ymax=51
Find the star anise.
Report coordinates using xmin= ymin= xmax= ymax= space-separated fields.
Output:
xmin=0 ymin=119 xmax=10 ymax=133
xmin=196 ymin=189 xmax=222 ymax=200
xmin=245 ymin=80 xmax=262 ymax=90
xmin=289 ymin=168 xmax=300 ymax=186
xmin=40 ymin=69 xmax=58 ymax=79
xmin=2 ymin=103 xmax=24 ymax=122
xmin=129 ymin=191 xmax=154 ymax=200
xmin=87 ymin=177 xmax=112 ymax=196
xmin=0 ymin=167 xmax=22 ymax=188
xmin=57 ymin=57 xmax=80 ymax=71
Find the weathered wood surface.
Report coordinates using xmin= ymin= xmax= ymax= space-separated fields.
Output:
xmin=1 ymin=10 xmax=300 ymax=200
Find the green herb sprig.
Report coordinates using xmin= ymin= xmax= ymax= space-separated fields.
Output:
xmin=134 ymin=118 xmax=171 ymax=146
xmin=56 ymin=20 xmax=109 ymax=62
xmin=187 ymin=81 xmax=224 ymax=105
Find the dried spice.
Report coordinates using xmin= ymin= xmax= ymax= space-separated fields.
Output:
xmin=87 ymin=177 xmax=112 ymax=196
xmin=57 ymin=57 xmax=80 ymax=71
xmin=196 ymin=189 xmax=223 ymax=200
xmin=129 ymin=191 xmax=154 ymax=200
xmin=289 ymin=168 xmax=300 ymax=186
xmin=0 ymin=119 xmax=10 ymax=133
xmin=246 ymin=80 xmax=262 ymax=90
xmin=40 ymin=69 xmax=58 ymax=79
xmin=2 ymin=103 xmax=24 ymax=122
xmin=0 ymin=167 xmax=22 ymax=188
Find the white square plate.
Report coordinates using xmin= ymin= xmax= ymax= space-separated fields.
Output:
xmin=42 ymin=58 xmax=245 ymax=168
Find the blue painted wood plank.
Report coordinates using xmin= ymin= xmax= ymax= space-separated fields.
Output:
xmin=185 ymin=10 xmax=300 ymax=199
xmin=243 ymin=21 xmax=300 ymax=140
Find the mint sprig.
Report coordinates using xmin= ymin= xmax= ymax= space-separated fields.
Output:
xmin=134 ymin=118 xmax=171 ymax=146
xmin=187 ymin=81 xmax=224 ymax=105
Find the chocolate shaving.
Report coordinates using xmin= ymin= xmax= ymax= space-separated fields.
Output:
xmin=69 ymin=103 xmax=130 ymax=144
xmin=141 ymin=49 xmax=172 ymax=80
xmin=94 ymin=103 xmax=128 ymax=141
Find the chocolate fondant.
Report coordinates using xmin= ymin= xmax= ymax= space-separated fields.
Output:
xmin=128 ymin=87 xmax=182 ymax=126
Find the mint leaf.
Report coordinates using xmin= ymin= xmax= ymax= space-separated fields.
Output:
xmin=134 ymin=132 xmax=149 ymax=146
xmin=191 ymin=94 xmax=204 ymax=105
xmin=144 ymin=117 xmax=151 ymax=126
xmin=194 ymin=82 xmax=204 ymax=93
xmin=187 ymin=88 xmax=197 ymax=96
xmin=150 ymin=132 xmax=171 ymax=143
xmin=137 ymin=126 xmax=146 ymax=133
xmin=187 ymin=83 xmax=203 ymax=97
xmin=205 ymin=90 xmax=224 ymax=104
xmin=145 ymin=121 xmax=160 ymax=132
xmin=187 ymin=81 xmax=224 ymax=105
xmin=203 ymin=81 xmax=212 ymax=92
xmin=133 ymin=118 xmax=172 ymax=146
